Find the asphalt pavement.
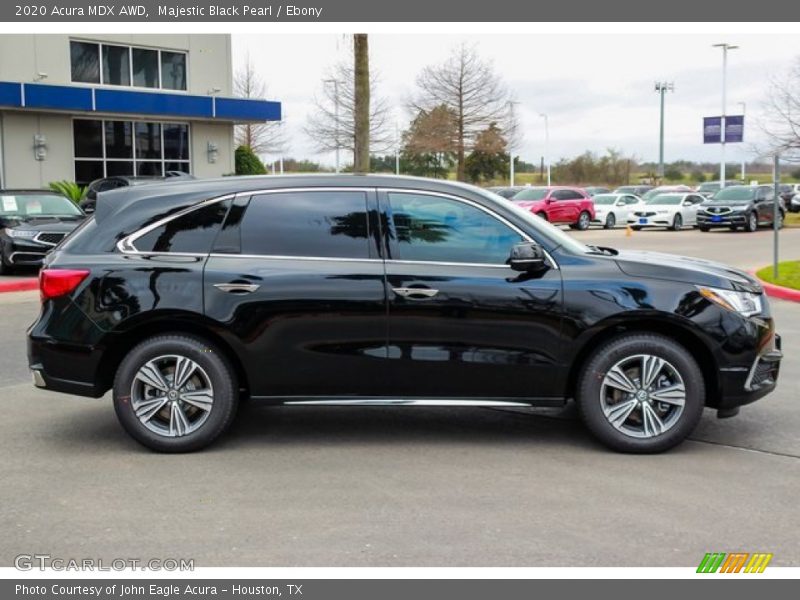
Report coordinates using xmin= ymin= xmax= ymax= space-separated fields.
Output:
xmin=1 ymin=227 xmax=799 ymax=567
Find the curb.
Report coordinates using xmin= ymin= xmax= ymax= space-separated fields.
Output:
xmin=0 ymin=278 xmax=38 ymax=294
xmin=754 ymin=273 xmax=800 ymax=303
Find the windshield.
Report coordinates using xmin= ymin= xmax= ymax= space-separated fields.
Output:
xmin=0 ymin=193 xmax=82 ymax=217
xmin=592 ymin=194 xmax=618 ymax=205
xmin=711 ymin=187 xmax=757 ymax=201
xmin=645 ymin=194 xmax=683 ymax=205
xmin=512 ymin=188 xmax=549 ymax=201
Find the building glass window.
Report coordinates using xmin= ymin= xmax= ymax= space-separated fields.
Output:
xmin=161 ymin=51 xmax=187 ymax=91
xmin=70 ymin=42 xmax=100 ymax=84
xmin=70 ymin=41 xmax=187 ymax=91
xmin=132 ymin=48 xmax=159 ymax=88
xmin=73 ymin=119 xmax=190 ymax=185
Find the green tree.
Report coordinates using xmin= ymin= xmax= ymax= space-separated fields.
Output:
xmin=235 ymin=145 xmax=267 ymax=175
xmin=691 ymin=170 xmax=706 ymax=183
xmin=664 ymin=166 xmax=684 ymax=181
xmin=464 ymin=122 xmax=508 ymax=183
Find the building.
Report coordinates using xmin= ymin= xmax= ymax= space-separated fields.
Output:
xmin=0 ymin=34 xmax=280 ymax=189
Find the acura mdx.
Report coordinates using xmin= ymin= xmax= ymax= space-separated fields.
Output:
xmin=28 ymin=176 xmax=782 ymax=453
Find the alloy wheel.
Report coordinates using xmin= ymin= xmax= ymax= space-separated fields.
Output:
xmin=130 ymin=354 xmax=214 ymax=437
xmin=599 ymin=354 xmax=686 ymax=439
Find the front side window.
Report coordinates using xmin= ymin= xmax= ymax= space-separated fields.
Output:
xmin=240 ymin=191 xmax=371 ymax=259
xmin=73 ymin=119 xmax=190 ymax=185
xmin=132 ymin=200 xmax=230 ymax=254
xmin=387 ymin=192 xmax=523 ymax=265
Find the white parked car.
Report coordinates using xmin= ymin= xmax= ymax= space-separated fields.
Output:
xmin=590 ymin=193 xmax=643 ymax=228
xmin=791 ymin=193 xmax=800 ymax=213
xmin=627 ymin=193 xmax=706 ymax=231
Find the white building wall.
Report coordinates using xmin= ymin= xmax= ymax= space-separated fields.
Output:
xmin=0 ymin=34 xmax=237 ymax=188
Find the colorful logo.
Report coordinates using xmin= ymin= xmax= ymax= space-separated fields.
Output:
xmin=697 ymin=552 xmax=773 ymax=573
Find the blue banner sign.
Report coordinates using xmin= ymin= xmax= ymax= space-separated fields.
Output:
xmin=704 ymin=115 xmax=744 ymax=144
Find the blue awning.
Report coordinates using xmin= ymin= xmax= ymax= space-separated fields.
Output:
xmin=0 ymin=81 xmax=281 ymax=123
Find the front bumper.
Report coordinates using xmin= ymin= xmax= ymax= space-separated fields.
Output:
xmin=716 ymin=333 xmax=782 ymax=409
xmin=696 ymin=211 xmax=748 ymax=227
xmin=1 ymin=238 xmax=52 ymax=265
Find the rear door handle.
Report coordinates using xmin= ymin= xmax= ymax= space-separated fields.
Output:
xmin=392 ymin=287 xmax=439 ymax=299
xmin=214 ymin=283 xmax=260 ymax=294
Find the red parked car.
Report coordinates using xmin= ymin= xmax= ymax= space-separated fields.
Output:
xmin=511 ymin=186 xmax=595 ymax=230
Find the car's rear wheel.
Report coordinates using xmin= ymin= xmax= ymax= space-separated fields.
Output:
xmin=670 ymin=214 xmax=683 ymax=231
xmin=576 ymin=333 xmax=705 ymax=453
xmin=604 ymin=213 xmax=616 ymax=229
xmin=113 ymin=334 xmax=238 ymax=452
xmin=745 ymin=211 xmax=758 ymax=232
xmin=572 ymin=211 xmax=591 ymax=231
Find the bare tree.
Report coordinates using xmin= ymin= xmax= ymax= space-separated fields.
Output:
xmin=410 ymin=44 xmax=511 ymax=181
xmin=305 ymin=61 xmax=392 ymax=163
xmin=233 ymin=56 xmax=287 ymax=155
xmin=759 ymin=57 xmax=800 ymax=161
xmin=353 ymin=34 xmax=370 ymax=173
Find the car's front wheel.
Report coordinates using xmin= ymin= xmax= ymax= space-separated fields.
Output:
xmin=113 ymin=334 xmax=238 ymax=452
xmin=576 ymin=333 xmax=705 ymax=453
xmin=670 ymin=214 xmax=683 ymax=231
xmin=604 ymin=213 xmax=616 ymax=229
xmin=745 ymin=211 xmax=758 ymax=232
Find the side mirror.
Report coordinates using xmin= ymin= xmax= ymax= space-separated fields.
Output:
xmin=616 ymin=200 xmax=626 ymax=207
xmin=682 ymin=200 xmax=693 ymax=207
xmin=509 ymin=242 xmax=547 ymax=272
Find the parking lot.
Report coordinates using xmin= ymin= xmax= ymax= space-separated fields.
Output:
xmin=1 ymin=226 xmax=799 ymax=567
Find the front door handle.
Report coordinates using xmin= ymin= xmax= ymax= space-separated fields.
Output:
xmin=392 ymin=287 xmax=439 ymax=299
xmin=214 ymin=283 xmax=260 ymax=294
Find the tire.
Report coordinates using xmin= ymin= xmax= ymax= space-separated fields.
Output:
xmin=113 ymin=334 xmax=239 ymax=452
xmin=776 ymin=211 xmax=785 ymax=230
xmin=575 ymin=211 xmax=591 ymax=231
xmin=604 ymin=213 xmax=616 ymax=229
xmin=699 ymin=226 xmax=710 ymax=232
xmin=576 ymin=333 xmax=705 ymax=453
xmin=729 ymin=226 xmax=738 ymax=232
xmin=745 ymin=211 xmax=758 ymax=232
xmin=670 ymin=214 xmax=683 ymax=231
xmin=0 ymin=250 xmax=11 ymax=275
xmin=631 ymin=226 xmax=642 ymax=231
xmin=536 ymin=212 xmax=548 ymax=221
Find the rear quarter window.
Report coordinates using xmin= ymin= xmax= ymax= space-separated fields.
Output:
xmin=132 ymin=200 xmax=231 ymax=254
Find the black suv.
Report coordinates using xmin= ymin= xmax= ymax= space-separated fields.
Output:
xmin=28 ymin=176 xmax=782 ymax=453
xmin=0 ymin=190 xmax=86 ymax=274
xmin=697 ymin=185 xmax=785 ymax=232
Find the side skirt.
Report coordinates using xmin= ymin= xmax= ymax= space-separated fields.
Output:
xmin=248 ymin=396 xmax=567 ymax=408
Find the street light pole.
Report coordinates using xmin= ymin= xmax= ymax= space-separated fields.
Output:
xmin=540 ymin=113 xmax=550 ymax=186
xmin=738 ymin=101 xmax=746 ymax=182
xmin=507 ymin=101 xmax=520 ymax=186
xmin=324 ymin=78 xmax=341 ymax=173
xmin=713 ymin=43 xmax=738 ymax=189
xmin=654 ymin=82 xmax=674 ymax=182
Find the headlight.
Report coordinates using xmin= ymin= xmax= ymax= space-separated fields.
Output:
xmin=4 ymin=229 xmax=37 ymax=239
xmin=698 ymin=286 xmax=763 ymax=317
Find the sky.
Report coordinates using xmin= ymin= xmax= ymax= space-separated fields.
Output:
xmin=232 ymin=34 xmax=796 ymax=169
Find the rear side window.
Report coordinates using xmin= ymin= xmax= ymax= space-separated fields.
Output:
xmin=132 ymin=200 xmax=230 ymax=253
xmin=239 ymin=191 xmax=370 ymax=258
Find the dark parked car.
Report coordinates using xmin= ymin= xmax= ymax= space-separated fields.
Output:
xmin=487 ymin=186 xmax=526 ymax=199
xmin=696 ymin=180 xmax=742 ymax=198
xmin=583 ymin=186 xmax=611 ymax=197
xmin=697 ymin=185 xmax=785 ymax=232
xmin=613 ymin=185 xmax=654 ymax=196
xmin=0 ymin=190 xmax=86 ymax=274
xmin=80 ymin=172 xmax=195 ymax=213
xmin=28 ymin=176 xmax=782 ymax=453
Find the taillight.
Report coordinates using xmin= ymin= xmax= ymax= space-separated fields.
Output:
xmin=39 ymin=268 xmax=90 ymax=301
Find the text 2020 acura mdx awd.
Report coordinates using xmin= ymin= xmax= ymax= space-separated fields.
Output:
xmin=28 ymin=176 xmax=782 ymax=453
